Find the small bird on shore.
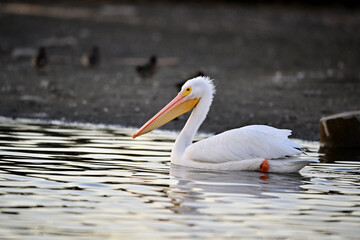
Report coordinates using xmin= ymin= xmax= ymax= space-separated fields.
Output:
xmin=176 ymin=71 xmax=205 ymax=90
xmin=136 ymin=55 xmax=157 ymax=79
xmin=81 ymin=45 xmax=100 ymax=68
xmin=32 ymin=47 xmax=48 ymax=71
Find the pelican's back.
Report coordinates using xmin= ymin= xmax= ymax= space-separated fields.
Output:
xmin=185 ymin=125 xmax=303 ymax=163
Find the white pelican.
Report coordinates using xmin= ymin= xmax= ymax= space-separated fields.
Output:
xmin=133 ymin=76 xmax=316 ymax=173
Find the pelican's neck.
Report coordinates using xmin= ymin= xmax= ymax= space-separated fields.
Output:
xmin=171 ymin=93 xmax=213 ymax=164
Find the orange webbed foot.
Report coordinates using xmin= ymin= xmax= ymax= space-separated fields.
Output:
xmin=260 ymin=159 xmax=269 ymax=173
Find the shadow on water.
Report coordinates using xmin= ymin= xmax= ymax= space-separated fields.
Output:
xmin=0 ymin=117 xmax=360 ymax=239
xmin=319 ymin=147 xmax=360 ymax=163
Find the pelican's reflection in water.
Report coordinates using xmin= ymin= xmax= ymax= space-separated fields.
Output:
xmin=168 ymin=165 xmax=307 ymax=216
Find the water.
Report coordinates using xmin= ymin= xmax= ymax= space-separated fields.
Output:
xmin=0 ymin=118 xmax=359 ymax=240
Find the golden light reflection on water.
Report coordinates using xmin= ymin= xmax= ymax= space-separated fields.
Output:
xmin=0 ymin=117 xmax=359 ymax=239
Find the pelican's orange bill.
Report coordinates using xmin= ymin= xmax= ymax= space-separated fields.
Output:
xmin=133 ymin=94 xmax=200 ymax=138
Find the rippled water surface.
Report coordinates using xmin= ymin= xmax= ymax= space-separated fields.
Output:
xmin=0 ymin=118 xmax=359 ymax=240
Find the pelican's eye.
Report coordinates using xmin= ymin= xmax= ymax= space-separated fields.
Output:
xmin=183 ymin=87 xmax=192 ymax=96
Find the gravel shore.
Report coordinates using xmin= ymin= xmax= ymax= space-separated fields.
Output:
xmin=1 ymin=1 xmax=359 ymax=140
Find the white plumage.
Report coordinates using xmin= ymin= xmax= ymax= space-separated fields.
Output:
xmin=186 ymin=125 xmax=303 ymax=163
xmin=133 ymin=76 xmax=317 ymax=173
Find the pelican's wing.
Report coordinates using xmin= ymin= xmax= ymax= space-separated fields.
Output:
xmin=185 ymin=125 xmax=304 ymax=163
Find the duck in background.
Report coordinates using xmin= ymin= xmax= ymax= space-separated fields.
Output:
xmin=81 ymin=45 xmax=100 ymax=68
xmin=32 ymin=46 xmax=48 ymax=71
xmin=136 ymin=55 xmax=157 ymax=79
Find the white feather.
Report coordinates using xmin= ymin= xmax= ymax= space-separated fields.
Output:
xmin=186 ymin=125 xmax=303 ymax=163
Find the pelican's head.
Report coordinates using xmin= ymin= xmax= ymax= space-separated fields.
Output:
xmin=133 ymin=76 xmax=215 ymax=138
xmin=180 ymin=76 xmax=215 ymax=101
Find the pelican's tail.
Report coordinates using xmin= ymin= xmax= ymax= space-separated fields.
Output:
xmin=268 ymin=157 xmax=319 ymax=173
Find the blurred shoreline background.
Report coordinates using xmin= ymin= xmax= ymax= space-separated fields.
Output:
xmin=0 ymin=0 xmax=359 ymax=140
